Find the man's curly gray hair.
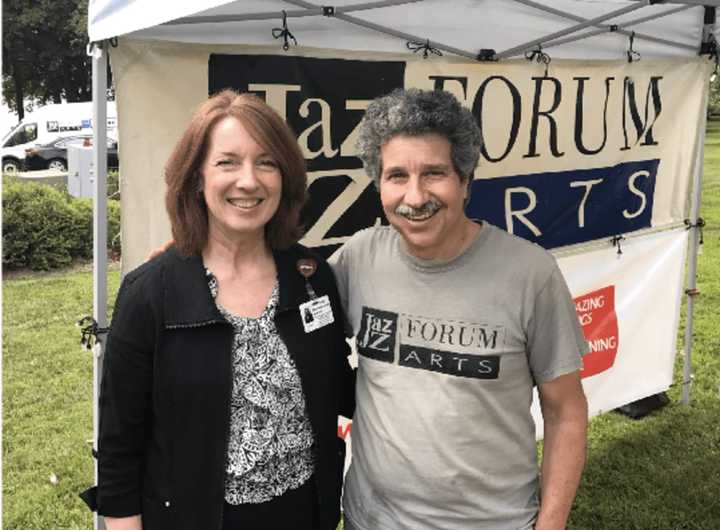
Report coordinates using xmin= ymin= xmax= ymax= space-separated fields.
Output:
xmin=356 ymin=88 xmax=483 ymax=189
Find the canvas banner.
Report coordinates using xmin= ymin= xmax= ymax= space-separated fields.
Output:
xmin=112 ymin=42 xmax=704 ymax=419
xmin=112 ymin=40 xmax=710 ymax=268
xmin=207 ymin=51 xmax=708 ymax=255
xmin=531 ymin=227 xmax=689 ymax=435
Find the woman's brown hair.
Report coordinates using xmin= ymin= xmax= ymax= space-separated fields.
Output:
xmin=165 ymin=89 xmax=308 ymax=255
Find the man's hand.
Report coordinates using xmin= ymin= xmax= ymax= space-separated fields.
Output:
xmin=535 ymin=370 xmax=588 ymax=530
xmin=147 ymin=240 xmax=174 ymax=261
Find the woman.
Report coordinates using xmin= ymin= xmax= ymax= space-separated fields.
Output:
xmin=81 ymin=90 xmax=355 ymax=530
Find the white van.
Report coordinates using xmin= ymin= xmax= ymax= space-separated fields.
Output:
xmin=1 ymin=101 xmax=117 ymax=173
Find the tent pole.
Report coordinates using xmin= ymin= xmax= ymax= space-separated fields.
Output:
xmin=514 ymin=0 xmax=691 ymax=35
xmin=496 ymin=0 xmax=649 ymax=59
xmin=541 ymin=26 xmax=692 ymax=53
xmin=682 ymin=109 xmax=706 ymax=406
xmin=284 ymin=0 xmax=476 ymax=59
xmin=627 ymin=0 xmax=720 ymax=6
xmin=682 ymin=22 xmax=714 ymax=406
xmin=513 ymin=0 xmax=695 ymax=52
xmin=166 ymin=0 xmax=425 ymax=25
xmin=91 ymin=41 xmax=108 ymax=530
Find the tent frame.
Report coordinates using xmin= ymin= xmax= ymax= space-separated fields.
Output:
xmin=88 ymin=2 xmax=716 ymax=528
xmin=681 ymin=9 xmax=715 ymax=405
xmin=90 ymin=40 xmax=108 ymax=530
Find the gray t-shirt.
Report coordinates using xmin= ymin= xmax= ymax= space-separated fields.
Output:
xmin=330 ymin=222 xmax=587 ymax=530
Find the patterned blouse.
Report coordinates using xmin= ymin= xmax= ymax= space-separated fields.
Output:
xmin=207 ymin=270 xmax=316 ymax=505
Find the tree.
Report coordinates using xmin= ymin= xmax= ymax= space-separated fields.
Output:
xmin=2 ymin=0 xmax=91 ymax=120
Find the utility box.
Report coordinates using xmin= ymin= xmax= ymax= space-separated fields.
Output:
xmin=67 ymin=145 xmax=95 ymax=198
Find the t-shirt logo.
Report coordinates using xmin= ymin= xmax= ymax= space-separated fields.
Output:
xmin=357 ymin=307 xmax=397 ymax=363
xmin=357 ymin=306 xmax=502 ymax=380
xmin=398 ymin=345 xmax=500 ymax=379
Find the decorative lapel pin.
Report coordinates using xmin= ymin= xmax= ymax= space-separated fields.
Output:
xmin=297 ymin=258 xmax=317 ymax=279
xmin=297 ymin=258 xmax=318 ymax=300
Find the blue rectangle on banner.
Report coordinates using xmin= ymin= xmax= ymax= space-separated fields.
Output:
xmin=466 ymin=159 xmax=659 ymax=249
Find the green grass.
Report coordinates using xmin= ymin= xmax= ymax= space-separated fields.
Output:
xmin=3 ymin=266 xmax=121 ymax=529
xmin=4 ymin=125 xmax=720 ymax=528
xmin=566 ymin=123 xmax=720 ymax=529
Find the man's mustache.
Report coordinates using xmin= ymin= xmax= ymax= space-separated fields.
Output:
xmin=395 ymin=199 xmax=443 ymax=218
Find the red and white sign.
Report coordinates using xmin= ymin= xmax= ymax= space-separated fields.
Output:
xmin=531 ymin=228 xmax=688 ymax=435
xmin=575 ymin=286 xmax=619 ymax=379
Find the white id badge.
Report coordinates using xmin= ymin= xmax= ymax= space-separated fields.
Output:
xmin=299 ymin=295 xmax=335 ymax=333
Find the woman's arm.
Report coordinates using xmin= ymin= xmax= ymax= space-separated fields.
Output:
xmin=96 ymin=275 xmax=157 ymax=518
xmin=104 ymin=515 xmax=143 ymax=530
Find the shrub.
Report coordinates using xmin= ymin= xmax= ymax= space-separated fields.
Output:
xmin=107 ymin=169 xmax=120 ymax=199
xmin=2 ymin=179 xmax=121 ymax=270
xmin=66 ymin=196 xmax=122 ymax=259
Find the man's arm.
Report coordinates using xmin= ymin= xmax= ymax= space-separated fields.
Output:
xmin=535 ymin=370 xmax=588 ymax=530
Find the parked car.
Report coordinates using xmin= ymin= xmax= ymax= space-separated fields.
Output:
xmin=24 ymin=135 xmax=119 ymax=172
xmin=2 ymin=101 xmax=117 ymax=173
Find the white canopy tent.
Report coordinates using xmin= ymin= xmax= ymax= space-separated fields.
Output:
xmin=85 ymin=2 xmax=716 ymax=527
xmin=89 ymin=0 xmax=711 ymax=57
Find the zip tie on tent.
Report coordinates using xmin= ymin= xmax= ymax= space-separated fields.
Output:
xmin=86 ymin=41 xmax=98 ymax=57
xmin=682 ymin=374 xmax=694 ymax=391
xmin=611 ymin=234 xmax=625 ymax=255
xmin=684 ymin=217 xmax=706 ymax=245
xmin=322 ymin=6 xmax=335 ymax=16
xmin=407 ymin=39 xmax=442 ymax=59
xmin=476 ymin=49 xmax=497 ymax=62
xmin=86 ymin=39 xmax=117 ymax=57
xmin=700 ymin=6 xmax=717 ymax=59
xmin=700 ymin=30 xmax=718 ymax=79
xmin=525 ymin=44 xmax=550 ymax=78
xmin=272 ymin=10 xmax=298 ymax=51
xmin=627 ymin=31 xmax=641 ymax=63
xmin=77 ymin=316 xmax=110 ymax=350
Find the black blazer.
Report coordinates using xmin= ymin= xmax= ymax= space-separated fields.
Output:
xmin=81 ymin=245 xmax=355 ymax=530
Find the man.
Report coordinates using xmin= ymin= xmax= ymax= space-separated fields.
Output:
xmin=330 ymin=88 xmax=588 ymax=530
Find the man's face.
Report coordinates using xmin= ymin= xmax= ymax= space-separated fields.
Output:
xmin=379 ymin=133 xmax=470 ymax=260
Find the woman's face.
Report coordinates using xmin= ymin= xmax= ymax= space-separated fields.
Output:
xmin=201 ymin=116 xmax=282 ymax=244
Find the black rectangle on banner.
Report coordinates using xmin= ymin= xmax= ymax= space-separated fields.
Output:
xmin=209 ymin=54 xmax=405 ymax=172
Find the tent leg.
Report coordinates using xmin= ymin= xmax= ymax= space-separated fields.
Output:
xmin=682 ymin=11 xmax=715 ymax=406
xmin=682 ymin=158 xmax=702 ymax=406
xmin=681 ymin=75 xmax=711 ymax=407
xmin=92 ymin=42 xmax=108 ymax=530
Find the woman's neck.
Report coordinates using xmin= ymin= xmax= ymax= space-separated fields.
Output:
xmin=202 ymin=229 xmax=274 ymax=279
